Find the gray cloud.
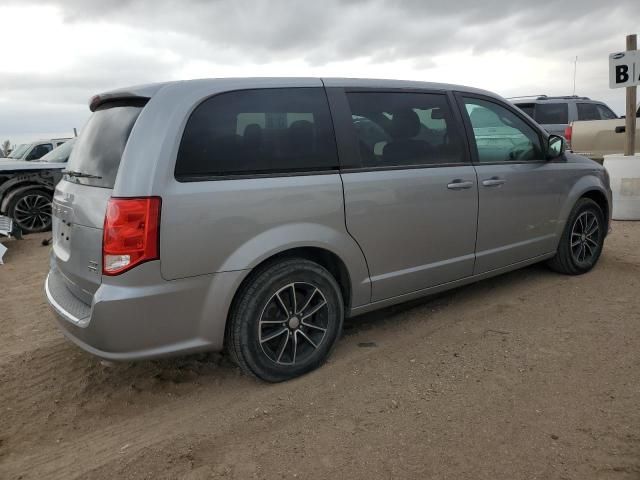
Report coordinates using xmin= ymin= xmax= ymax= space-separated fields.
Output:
xmin=26 ymin=0 xmax=639 ymax=62
xmin=0 ymin=100 xmax=86 ymax=139
xmin=1 ymin=0 xmax=639 ymax=142
xmin=0 ymin=50 xmax=178 ymax=102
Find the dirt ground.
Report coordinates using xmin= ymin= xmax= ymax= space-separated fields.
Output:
xmin=0 ymin=224 xmax=639 ymax=480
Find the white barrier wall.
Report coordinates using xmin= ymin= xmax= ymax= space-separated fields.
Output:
xmin=603 ymin=154 xmax=640 ymax=220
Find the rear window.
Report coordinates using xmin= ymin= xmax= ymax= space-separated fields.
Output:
xmin=534 ymin=103 xmax=568 ymax=124
xmin=175 ymin=88 xmax=338 ymax=179
xmin=66 ymin=100 xmax=145 ymax=188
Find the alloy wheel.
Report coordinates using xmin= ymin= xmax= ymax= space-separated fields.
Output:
xmin=258 ymin=282 xmax=329 ymax=365
xmin=13 ymin=193 xmax=52 ymax=232
xmin=570 ymin=210 xmax=600 ymax=264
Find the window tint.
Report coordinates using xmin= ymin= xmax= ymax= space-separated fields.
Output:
xmin=534 ymin=103 xmax=568 ymax=124
xmin=346 ymin=92 xmax=465 ymax=167
xmin=176 ymin=88 xmax=338 ymax=179
xmin=578 ymin=103 xmax=618 ymax=121
xmin=27 ymin=143 xmax=53 ymax=160
xmin=66 ymin=100 xmax=145 ymax=188
xmin=41 ymin=138 xmax=76 ymax=163
xmin=597 ymin=105 xmax=618 ymax=119
xmin=463 ymin=97 xmax=543 ymax=163
xmin=515 ymin=103 xmax=535 ymax=118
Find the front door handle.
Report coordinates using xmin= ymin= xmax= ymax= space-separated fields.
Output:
xmin=447 ymin=179 xmax=474 ymax=190
xmin=482 ymin=177 xmax=506 ymax=187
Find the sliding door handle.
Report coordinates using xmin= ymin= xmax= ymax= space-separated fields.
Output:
xmin=482 ymin=177 xmax=506 ymax=187
xmin=447 ymin=180 xmax=474 ymax=190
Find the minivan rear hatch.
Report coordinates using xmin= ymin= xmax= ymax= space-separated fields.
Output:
xmin=51 ymin=99 xmax=147 ymax=305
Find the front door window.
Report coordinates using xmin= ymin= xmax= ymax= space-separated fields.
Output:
xmin=463 ymin=98 xmax=543 ymax=163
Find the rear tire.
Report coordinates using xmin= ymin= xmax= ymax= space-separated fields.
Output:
xmin=547 ymin=198 xmax=605 ymax=275
xmin=226 ymin=258 xmax=344 ymax=382
xmin=7 ymin=189 xmax=53 ymax=234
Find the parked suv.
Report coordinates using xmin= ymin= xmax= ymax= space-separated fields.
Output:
xmin=46 ymin=78 xmax=611 ymax=382
xmin=510 ymin=95 xmax=618 ymax=140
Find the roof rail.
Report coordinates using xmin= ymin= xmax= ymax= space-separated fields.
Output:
xmin=541 ymin=95 xmax=591 ymax=100
xmin=508 ymin=94 xmax=591 ymax=101
xmin=506 ymin=95 xmax=546 ymax=100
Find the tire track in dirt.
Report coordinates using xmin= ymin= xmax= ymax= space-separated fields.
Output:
xmin=1 ymin=226 xmax=639 ymax=479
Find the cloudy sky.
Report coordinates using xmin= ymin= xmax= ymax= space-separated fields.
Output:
xmin=1 ymin=0 xmax=639 ymax=146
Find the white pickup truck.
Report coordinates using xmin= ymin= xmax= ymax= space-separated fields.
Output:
xmin=0 ymin=138 xmax=75 ymax=233
xmin=569 ymin=105 xmax=640 ymax=162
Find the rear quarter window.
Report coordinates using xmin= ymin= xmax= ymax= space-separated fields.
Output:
xmin=533 ymin=103 xmax=568 ymax=124
xmin=65 ymin=100 xmax=146 ymax=188
xmin=577 ymin=103 xmax=618 ymax=121
xmin=175 ymin=88 xmax=338 ymax=180
xmin=514 ymin=103 xmax=535 ymax=118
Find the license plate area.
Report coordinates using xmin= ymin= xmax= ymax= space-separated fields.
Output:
xmin=52 ymin=202 xmax=73 ymax=255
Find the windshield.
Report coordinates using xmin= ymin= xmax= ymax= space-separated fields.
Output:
xmin=40 ymin=138 xmax=76 ymax=163
xmin=8 ymin=144 xmax=29 ymax=159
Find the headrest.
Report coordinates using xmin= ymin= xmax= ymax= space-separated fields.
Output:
xmin=243 ymin=123 xmax=262 ymax=148
xmin=289 ymin=120 xmax=314 ymax=135
xmin=244 ymin=123 xmax=262 ymax=137
xmin=289 ymin=120 xmax=314 ymax=151
xmin=388 ymin=109 xmax=421 ymax=139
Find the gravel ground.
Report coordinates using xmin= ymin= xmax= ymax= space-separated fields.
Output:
xmin=1 ymin=223 xmax=639 ymax=480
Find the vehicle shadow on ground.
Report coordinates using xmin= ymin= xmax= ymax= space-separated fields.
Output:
xmin=86 ymin=262 xmax=557 ymax=387
xmin=343 ymin=262 xmax=554 ymax=336
xmin=10 ymin=261 xmax=558 ymax=413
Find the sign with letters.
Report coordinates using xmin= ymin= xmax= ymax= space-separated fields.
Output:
xmin=609 ymin=50 xmax=640 ymax=88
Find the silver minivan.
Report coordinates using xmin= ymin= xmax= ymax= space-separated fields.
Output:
xmin=46 ymin=78 xmax=611 ymax=381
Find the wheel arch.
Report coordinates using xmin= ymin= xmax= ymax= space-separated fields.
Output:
xmin=230 ymin=246 xmax=355 ymax=317
xmin=554 ymin=175 xmax=611 ymax=245
xmin=0 ymin=183 xmax=54 ymax=214
xmin=580 ymin=189 xmax=610 ymax=230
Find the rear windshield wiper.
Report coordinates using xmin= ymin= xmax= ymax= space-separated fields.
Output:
xmin=62 ymin=170 xmax=102 ymax=179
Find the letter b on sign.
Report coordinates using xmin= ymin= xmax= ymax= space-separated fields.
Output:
xmin=616 ymin=65 xmax=629 ymax=84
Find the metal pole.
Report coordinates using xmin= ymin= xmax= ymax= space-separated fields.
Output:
xmin=625 ymin=34 xmax=637 ymax=156
xmin=572 ymin=56 xmax=577 ymax=96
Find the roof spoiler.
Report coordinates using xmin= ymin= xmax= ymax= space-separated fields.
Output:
xmin=89 ymin=92 xmax=150 ymax=112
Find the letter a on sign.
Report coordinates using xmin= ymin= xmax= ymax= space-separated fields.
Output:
xmin=610 ymin=51 xmax=640 ymax=88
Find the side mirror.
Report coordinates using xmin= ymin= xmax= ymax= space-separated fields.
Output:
xmin=546 ymin=134 xmax=565 ymax=159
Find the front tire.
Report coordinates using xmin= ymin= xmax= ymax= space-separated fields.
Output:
xmin=547 ymin=198 xmax=605 ymax=275
xmin=7 ymin=188 xmax=52 ymax=233
xmin=226 ymin=258 xmax=344 ymax=382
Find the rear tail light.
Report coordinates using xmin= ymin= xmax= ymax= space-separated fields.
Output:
xmin=564 ymin=124 xmax=573 ymax=145
xmin=103 ymin=197 xmax=161 ymax=275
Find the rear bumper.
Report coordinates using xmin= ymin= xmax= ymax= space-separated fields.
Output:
xmin=45 ymin=263 xmax=247 ymax=361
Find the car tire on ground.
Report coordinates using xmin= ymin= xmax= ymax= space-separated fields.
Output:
xmin=7 ymin=188 xmax=53 ymax=234
xmin=226 ymin=258 xmax=344 ymax=382
xmin=547 ymin=198 xmax=605 ymax=275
